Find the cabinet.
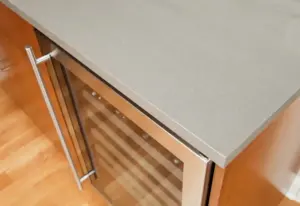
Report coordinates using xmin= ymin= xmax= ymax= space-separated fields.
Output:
xmin=209 ymin=98 xmax=300 ymax=206
xmin=33 ymin=29 xmax=300 ymax=206
xmin=2 ymin=3 xmax=300 ymax=206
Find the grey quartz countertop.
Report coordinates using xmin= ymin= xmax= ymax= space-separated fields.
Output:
xmin=3 ymin=0 xmax=300 ymax=167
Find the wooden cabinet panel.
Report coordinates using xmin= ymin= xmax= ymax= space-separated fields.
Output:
xmin=0 ymin=3 xmax=57 ymax=145
xmin=210 ymin=98 xmax=300 ymax=206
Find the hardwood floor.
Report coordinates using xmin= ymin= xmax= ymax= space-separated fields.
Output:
xmin=0 ymin=88 xmax=108 ymax=206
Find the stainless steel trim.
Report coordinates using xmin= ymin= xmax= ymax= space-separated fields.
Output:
xmin=25 ymin=46 xmax=95 ymax=190
xmin=80 ymin=170 xmax=96 ymax=183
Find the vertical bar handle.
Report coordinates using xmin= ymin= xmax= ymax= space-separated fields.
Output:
xmin=25 ymin=46 xmax=83 ymax=190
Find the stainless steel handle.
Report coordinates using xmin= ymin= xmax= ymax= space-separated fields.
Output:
xmin=25 ymin=46 xmax=95 ymax=190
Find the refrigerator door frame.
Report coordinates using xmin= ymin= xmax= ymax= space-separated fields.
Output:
xmin=37 ymin=31 xmax=212 ymax=206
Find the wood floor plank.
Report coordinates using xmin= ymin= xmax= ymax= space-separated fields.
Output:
xmin=0 ymin=87 xmax=108 ymax=206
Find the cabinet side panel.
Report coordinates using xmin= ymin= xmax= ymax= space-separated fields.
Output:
xmin=0 ymin=3 xmax=55 ymax=143
xmin=210 ymin=99 xmax=300 ymax=206
xmin=0 ymin=3 xmax=64 ymax=146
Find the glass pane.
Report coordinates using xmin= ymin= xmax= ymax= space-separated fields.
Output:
xmin=47 ymin=58 xmax=93 ymax=174
xmin=65 ymin=69 xmax=184 ymax=206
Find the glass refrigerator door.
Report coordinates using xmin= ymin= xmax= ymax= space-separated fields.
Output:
xmin=61 ymin=69 xmax=184 ymax=206
xmin=40 ymin=33 xmax=211 ymax=206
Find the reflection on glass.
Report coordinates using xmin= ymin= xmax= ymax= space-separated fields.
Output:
xmin=62 ymin=70 xmax=184 ymax=206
